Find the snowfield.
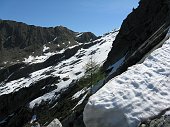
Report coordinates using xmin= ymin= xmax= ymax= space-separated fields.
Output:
xmin=0 ymin=31 xmax=117 ymax=109
xmin=83 ymin=37 xmax=170 ymax=127
xmin=28 ymin=31 xmax=117 ymax=108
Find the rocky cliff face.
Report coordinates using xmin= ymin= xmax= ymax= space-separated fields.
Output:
xmin=0 ymin=20 xmax=96 ymax=67
xmin=103 ymin=0 xmax=170 ymax=76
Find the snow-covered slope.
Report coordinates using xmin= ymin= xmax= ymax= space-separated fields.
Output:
xmin=83 ymin=36 xmax=170 ymax=127
xmin=29 ymin=32 xmax=117 ymax=108
xmin=0 ymin=31 xmax=117 ymax=107
xmin=0 ymin=30 xmax=118 ymax=126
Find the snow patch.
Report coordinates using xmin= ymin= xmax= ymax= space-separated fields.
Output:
xmin=0 ymin=67 xmax=51 ymax=96
xmin=72 ymin=93 xmax=88 ymax=110
xmin=72 ymin=88 xmax=87 ymax=100
xmin=76 ymin=33 xmax=83 ymax=37
xmin=29 ymin=79 xmax=73 ymax=109
xmin=165 ymin=111 xmax=170 ymax=116
xmin=24 ymin=55 xmax=35 ymax=63
xmin=23 ymin=49 xmax=66 ymax=64
xmin=30 ymin=115 xmax=37 ymax=123
xmin=107 ymin=54 xmax=126 ymax=74
xmin=43 ymin=45 xmax=50 ymax=52
xmin=53 ymin=37 xmax=58 ymax=41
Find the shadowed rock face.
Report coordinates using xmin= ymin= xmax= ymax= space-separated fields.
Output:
xmin=103 ymin=0 xmax=170 ymax=72
xmin=0 ymin=76 xmax=60 ymax=127
xmin=76 ymin=32 xmax=97 ymax=43
xmin=140 ymin=115 xmax=170 ymax=127
xmin=0 ymin=20 xmax=97 ymax=66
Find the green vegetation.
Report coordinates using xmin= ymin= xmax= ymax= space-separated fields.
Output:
xmin=78 ymin=57 xmax=105 ymax=90
xmin=78 ymin=68 xmax=104 ymax=88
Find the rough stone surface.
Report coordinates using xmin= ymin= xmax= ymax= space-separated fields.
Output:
xmin=103 ymin=0 xmax=170 ymax=75
xmin=139 ymin=115 xmax=170 ymax=127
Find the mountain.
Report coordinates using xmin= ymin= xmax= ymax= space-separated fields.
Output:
xmin=103 ymin=0 xmax=170 ymax=80
xmin=0 ymin=20 xmax=96 ymax=67
xmin=0 ymin=20 xmax=117 ymax=127
xmin=1 ymin=0 xmax=170 ymax=127
xmin=84 ymin=0 xmax=170 ymax=127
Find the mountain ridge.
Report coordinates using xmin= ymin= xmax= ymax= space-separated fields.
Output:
xmin=0 ymin=20 xmax=97 ymax=67
xmin=0 ymin=26 xmax=117 ymax=126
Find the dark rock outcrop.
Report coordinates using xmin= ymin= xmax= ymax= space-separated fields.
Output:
xmin=76 ymin=32 xmax=97 ymax=43
xmin=0 ymin=76 xmax=60 ymax=127
xmin=141 ymin=115 xmax=170 ymax=127
xmin=103 ymin=0 xmax=170 ymax=74
xmin=139 ymin=108 xmax=170 ymax=127
xmin=0 ymin=20 xmax=97 ymax=66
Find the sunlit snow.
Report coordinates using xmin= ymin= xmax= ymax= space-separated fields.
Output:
xmin=84 ymin=37 xmax=170 ymax=127
xmin=0 ymin=31 xmax=118 ymax=109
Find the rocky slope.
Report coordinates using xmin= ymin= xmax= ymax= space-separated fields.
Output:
xmin=1 ymin=0 xmax=170 ymax=127
xmin=0 ymin=22 xmax=117 ymax=126
xmin=0 ymin=20 xmax=96 ymax=67
xmin=139 ymin=110 xmax=170 ymax=127
xmin=103 ymin=0 xmax=170 ymax=79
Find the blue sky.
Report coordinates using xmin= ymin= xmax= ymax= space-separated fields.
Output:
xmin=0 ymin=0 xmax=138 ymax=35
